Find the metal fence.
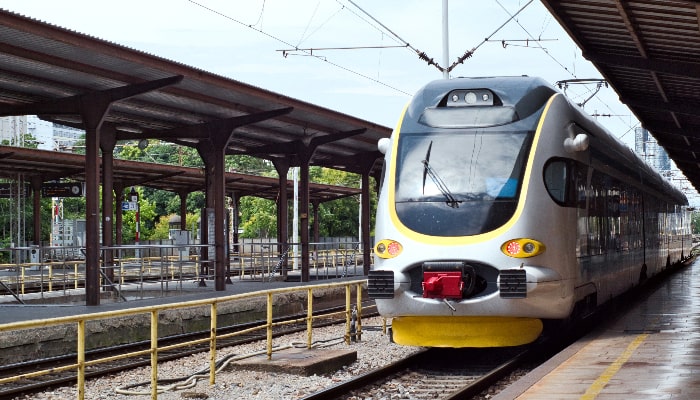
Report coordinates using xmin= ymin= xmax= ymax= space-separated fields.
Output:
xmin=0 ymin=239 xmax=371 ymax=303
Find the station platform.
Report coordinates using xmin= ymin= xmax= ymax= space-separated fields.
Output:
xmin=494 ymin=260 xmax=700 ymax=400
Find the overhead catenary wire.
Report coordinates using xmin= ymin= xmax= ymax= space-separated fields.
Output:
xmin=346 ymin=0 xmax=443 ymax=71
xmin=446 ymin=0 xmax=534 ymax=73
xmin=493 ymin=1 xmax=638 ymax=139
xmin=492 ymin=0 xmax=573 ymax=77
xmin=296 ymin=1 xmax=347 ymax=48
xmin=186 ymin=0 xmax=412 ymax=96
xmin=278 ymin=44 xmax=408 ymax=57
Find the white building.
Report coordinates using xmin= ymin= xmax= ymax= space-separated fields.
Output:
xmin=1 ymin=115 xmax=83 ymax=150
xmin=0 ymin=115 xmax=27 ymax=146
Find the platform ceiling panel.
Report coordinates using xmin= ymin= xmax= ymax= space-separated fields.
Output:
xmin=541 ymin=0 xmax=700 ymax=193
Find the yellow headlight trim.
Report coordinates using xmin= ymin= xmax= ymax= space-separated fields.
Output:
xmin=501 ymin=238 xmax=545 ymax=258
xmin=374 ymin=239 xmax=403 ymax=259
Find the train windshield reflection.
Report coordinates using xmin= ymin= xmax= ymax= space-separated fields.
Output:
xmin=396 ymin=130 xmax=530 ymax=203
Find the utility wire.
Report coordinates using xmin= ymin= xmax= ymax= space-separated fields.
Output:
xmin=336 ymin=0 xmax=404 ymax=46
xmin=447 ymin=0 xmax=534 ymax=73
xmin=186 ymin=0 xmax=412 ymax=95
xmin=495 ymin=0 xmax=637 ymax=138
xmin=494 ymin=0 xmax=575 ymax=78
xmin=346 ymin=0 xmax=443 ymax=71
xmin=250 ymin=0 xmax=266 ymax=29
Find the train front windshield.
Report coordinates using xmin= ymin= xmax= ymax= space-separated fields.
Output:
xmin=394 ymin=129 xmax=534 ymax=236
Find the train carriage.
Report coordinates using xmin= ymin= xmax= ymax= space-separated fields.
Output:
xmin=368 ymin=76 xmax=691 ymax=348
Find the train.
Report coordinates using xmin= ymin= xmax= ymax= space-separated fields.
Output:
xmin=368 ymin=76 xmax=692 ymax=348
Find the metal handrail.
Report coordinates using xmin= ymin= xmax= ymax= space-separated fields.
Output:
xmin=0 ymin=279 xmax=367 ymax=400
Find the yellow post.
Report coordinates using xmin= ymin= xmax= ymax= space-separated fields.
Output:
xmin=77 ymin=320 xmax=85 ymax=400
xmin=356 ymin=282 xmax=363 ymax=342
xmin=266 ymin=292 xmax=273 ymax=360
xmin=20 ymin=267 xmax=25 ymax=295
xmin=74 ymin=264 xmax=79 ymax=289
xmin=210 ymin=303 xmax=217 ymax=385
xmin=150 ymin=310 xmax=159 ymax=400
xmin=307 ymin=288 xmax=313 ymax=349
xmin=345 ymin=284 xmax=351 ymax=344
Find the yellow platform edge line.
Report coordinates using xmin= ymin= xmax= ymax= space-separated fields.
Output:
xmin=580 ymin=333 xmax=649 ymax=400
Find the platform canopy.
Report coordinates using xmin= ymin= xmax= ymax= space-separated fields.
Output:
xmin=541 ymin=0 xmax=700 ymax=194
xmin=0 ymin=8 xmax=389 ymax=296
xmin=0 ymin=146 xmax=361 ymax=202
xmin=0 ymin=9 xmax=391 ymax=176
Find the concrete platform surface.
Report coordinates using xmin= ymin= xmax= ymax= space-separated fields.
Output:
xmin=494 ymin=260 xmax=700 ymax=400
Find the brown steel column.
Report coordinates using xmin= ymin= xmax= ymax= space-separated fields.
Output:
xmin=300 ymin=160 xmax=310 ymax=282
xmin=100 ymin=125 xmax=116 ymax=287
xmin=0 ymin=76 xmax=184 ymax=305
xmin=177 ymin=189 xmax=189 ymax=232
xmin=114 ymin=183 xmax=124 ymax=246
xmin=213 ymin=148 xmax=226 ymax=290
xmin=30 ymin=176 xmax=42 ymax=246
xmin=198 ymin=137 xmax=227 ymax=291
xmin=192 ymin=108 xmax=294 ymax=289
xmin=83 ymin=116 xmax=104 ymax=306
xmin=273 ymin=159 xmax=290 ymax=277
xmin=200 ymin=159 xmax=213 ymax=287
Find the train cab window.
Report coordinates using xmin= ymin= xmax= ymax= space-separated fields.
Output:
xmin=543 ymin=158 xmax=584 ymax=207
xmin=544 ymin=158 xmax=569 ymax=205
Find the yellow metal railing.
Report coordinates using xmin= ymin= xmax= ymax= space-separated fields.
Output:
xmin=0 ymin=279 xmax=367 ymax=400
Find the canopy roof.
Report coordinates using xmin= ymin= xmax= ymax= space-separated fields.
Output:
xmin=541 ymin=0 xmax=700 ymax=194
xmin=0 ymin=146 xmax=361 ymax=202
xmin=0 ymin=9 xmax=391 ymax=178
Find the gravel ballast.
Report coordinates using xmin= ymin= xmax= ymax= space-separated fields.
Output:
xmin=15 ymin=317 xmax=419 ymax=400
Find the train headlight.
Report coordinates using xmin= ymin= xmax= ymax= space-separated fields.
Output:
xmin=374 ymin=239 xmax=403 ymax=259
xmin=501 ymin=238 xmax=545 ymax=258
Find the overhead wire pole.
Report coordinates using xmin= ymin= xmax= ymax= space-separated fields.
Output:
xmin=347 ymin=0 xmax=444 ymax=72
xmin=442 ymin=0 xmax=449 ymax=79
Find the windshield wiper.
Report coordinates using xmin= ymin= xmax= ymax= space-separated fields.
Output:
xmin=422 ymin=141 xmax=461 ymax=208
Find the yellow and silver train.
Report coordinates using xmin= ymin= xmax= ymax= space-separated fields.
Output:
xmin=369 ymin=76 xmax=691 ymax=347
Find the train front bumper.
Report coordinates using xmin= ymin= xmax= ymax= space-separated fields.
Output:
xmin=391 ymin=315 xmax=543 ymax=347
xmin=369 ymin=265 xmax=574 ymax=319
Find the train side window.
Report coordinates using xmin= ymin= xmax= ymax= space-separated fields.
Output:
xmin=544 ymin=158 xmax=569 ymax=205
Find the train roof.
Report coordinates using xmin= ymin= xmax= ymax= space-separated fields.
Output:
xmin=405 ymin=76 xmax=688 ymax=206
xmin=411 ymin=76 xmax=554 ymax=108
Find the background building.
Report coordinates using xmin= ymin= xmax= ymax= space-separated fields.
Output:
xmin=1 ymin=115 xmax=83 ymax=150
xmin=634 ymin=126 xmax=671 ymax=172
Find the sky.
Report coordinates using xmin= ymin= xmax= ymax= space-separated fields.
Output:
xmin=2 ymin=0 xmax=697 ymax=202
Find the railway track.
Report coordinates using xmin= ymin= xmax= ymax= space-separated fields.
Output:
xmin=0 ymin=302 xmax=377 ymax=399
xmin=300 ymin=346 xmax=531 ymax=400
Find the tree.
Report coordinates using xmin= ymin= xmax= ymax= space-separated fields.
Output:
xmin=310 ymin=167 xmax=367 ymax=237
xmin=120 ymin=187 xmax=157 ymax=243
xmin=239 ymin=197 xmax=277 ymax=238
xmin=150 ymin=212 xmax=200 ymax=240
